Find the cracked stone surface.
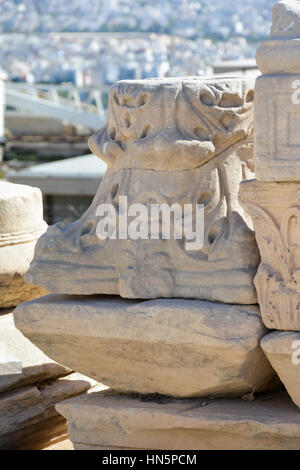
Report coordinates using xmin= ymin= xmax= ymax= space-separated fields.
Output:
xmin=56 ymin=389 xmax=300 ymax=450
xmin=14 ymin=294 xmax=277 ymax=398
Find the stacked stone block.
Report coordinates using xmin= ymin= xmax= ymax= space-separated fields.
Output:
xmin=0 ymin=182 xmax=95 ymax=449
xmin=239 ymin=0 xmax=300 ymax=410
xmin=14 ymin=75 xmax=300 ymax=450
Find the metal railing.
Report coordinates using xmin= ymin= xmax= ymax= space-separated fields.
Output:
xmin=5 ymin=82 xmax=109 ymax=130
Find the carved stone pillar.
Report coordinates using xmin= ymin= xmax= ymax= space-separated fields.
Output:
xmin=240 ymin=0 xmax=300 ymax=330
xmin=26 ymin=77 xmax=259 ymax=304
xmin=239 ymin=0 xmax=300 ymax=409
xmin=255 ymin=0 xmax=300 ymax=181
xmin=240 ymin=180 xmax=300 ymax=330
xmin=0 ymin=182 xmax=47 ymax=307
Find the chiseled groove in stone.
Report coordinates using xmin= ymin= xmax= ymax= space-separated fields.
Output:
xmin=254 ymin=1 xmax=300 ymax=180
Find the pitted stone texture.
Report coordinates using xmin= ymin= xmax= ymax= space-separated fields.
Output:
xmin=240 ymin=180 xmax=300 ymax=331
xmin=0 ymin=182 xmax=47 ymax=307
xmin=0 ymin=310 xmax=69 ymax=394
xmin=261 ymin=331 xmax=300 ymax=408
xmin=25 ymin=78 xmax=259 ymax=304
xmin=56 ymin=389 xmax=300 ymax=450
xmin=89 ymin=77 xmax=254 ymax=171
xmin=14 ymin=295 xmax=277 ymax=398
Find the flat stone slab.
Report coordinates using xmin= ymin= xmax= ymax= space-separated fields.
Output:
xmin=0 ymin=310 xmax=69 ymax=394
xmin=56 ymin=389 xmax=300 ymax=450
xmin=14 ymin=295 xmax=276 ymax=398
xmin=0 ymin=372 xmax=95 ymax=450
xmin=261 ymin=331 xmax=300 ymax=408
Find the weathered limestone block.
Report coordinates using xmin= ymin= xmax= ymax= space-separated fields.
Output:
xmin=0 ymin=182 xmax=48 ymax=308
xmin=0 ymin=372 xmax=95 ymax=450
xmin=240 ymin=180 xmax=300 ymax=330
xmin=261 ymin=331 xmax=300 ymax=408
xmin=56 ymin=389 xmax=300 ymax=450
xmin=14 ymin=294 xmax=277 ymax=398
xmin=255 ymin=0 xmax=300 ymax=181
xmin=25 ymin=77 xmax=259 ymax=304
xmin=254 ymin=74 xmax=300 ymax=181
xmin=0 ymin=310 xmax=69 ymax=394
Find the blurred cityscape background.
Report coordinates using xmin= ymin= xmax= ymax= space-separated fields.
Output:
xmin=0 ymin=0 xmax=276 ymax=223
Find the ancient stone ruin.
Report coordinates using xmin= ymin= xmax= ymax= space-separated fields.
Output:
xmin=6 ymin=0 xmax=300 ymax=450
xmin=239 ymin=0 xmax=300 ymax=412
xmin=0 ymin=182 xmax=47 ymax=308
xmin=26 ymin=77 xmax=258 ymax=304
xmin=0 ymin=182 xmax=95 ymax=450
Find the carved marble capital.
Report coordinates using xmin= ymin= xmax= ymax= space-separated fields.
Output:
xmin=89 ymin=77 xmax=254 ymax=171
xmin=26 ymin=77 xmax=259 ymax=304
xmin=240 ymin=179 xmax=300 ymax=330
